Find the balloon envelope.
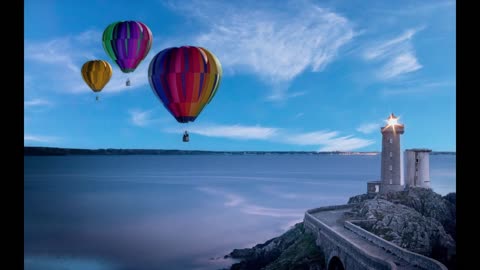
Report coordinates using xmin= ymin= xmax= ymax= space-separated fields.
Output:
xmin=148 ymin=46 xmax=222 ymax=123
xmin=81 ymin=60 xmax=112 ymax=92
xmin=102 ymin=21 xmax=153 ymax=73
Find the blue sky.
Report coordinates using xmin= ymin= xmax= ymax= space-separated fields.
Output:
xmin=24 ymin=0 xmax=456 ymax=151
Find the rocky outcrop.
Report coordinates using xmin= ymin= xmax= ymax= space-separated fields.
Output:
xmin=225 ymin=188 xmax=456 ymax=270
xmin=377 ymin=187 xmax=456 ymax=240
xmin=225 ymin=223 xmax=325 ymax=270
xmin=347 ymin=188 xmax=456 ymax=269
xmin=349 ymin=199 xmax=455 ymax=254
xmin=347 ymin=193 xmax=376 ymax=204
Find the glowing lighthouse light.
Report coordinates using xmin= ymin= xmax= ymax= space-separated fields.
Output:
xmin=388 ymin=116 xmax=398 ymax=126
xmin=383 ymin=113 xmax=402 ymax=132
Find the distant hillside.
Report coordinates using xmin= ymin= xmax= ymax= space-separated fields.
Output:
xmin=24 ymin=147 xmax=454 ymax=156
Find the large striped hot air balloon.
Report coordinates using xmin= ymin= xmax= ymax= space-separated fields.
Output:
xmin=148 ymin=46 xmax=222 ymax=142
xmin=102 ymin=20 xmax=153 ymax=86
xmin=81 ymin=60 xmax=112 ymax=101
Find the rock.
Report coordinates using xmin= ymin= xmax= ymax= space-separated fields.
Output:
xmin=347 ymin=193 xmax=376 ymax=204
xmin=226 ymin=222 xmax=325 ymax=270
xmin=376 ymin=187 xmax=456 ymax=242
xmin=443 ymin=192 xmax=456 ymax=205
xmin=227 ymin=189 xmax=456 ymax=270
xmin=348 ymin=198 xmax=456 ymax=267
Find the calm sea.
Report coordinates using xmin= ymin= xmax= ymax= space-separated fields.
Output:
xmin=24 ymin=154 xmax=456 ymax=270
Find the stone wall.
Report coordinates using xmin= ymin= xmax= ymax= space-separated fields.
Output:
xmin=345 ymin=220 xmax=447 ymax=270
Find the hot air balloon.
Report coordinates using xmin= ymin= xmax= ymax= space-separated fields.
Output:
xmin=148 ymin=46 xmax=222 ymax=142
xmin=81 ymin=60 xmax=113 ymax=101
xmin=102 ymin=20 xmax=153 ymax=86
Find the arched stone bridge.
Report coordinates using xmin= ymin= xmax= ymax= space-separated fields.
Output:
xmin=303 ymin=204 xmax=448 ymax=270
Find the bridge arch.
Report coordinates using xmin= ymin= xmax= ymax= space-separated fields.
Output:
xmin=328 ymin=256 xmax=345 ymax=270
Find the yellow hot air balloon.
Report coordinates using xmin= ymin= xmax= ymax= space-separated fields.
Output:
xmin=81 ymin=60 xmax=113 ymax=101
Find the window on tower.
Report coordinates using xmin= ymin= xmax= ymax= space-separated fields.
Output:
xmin=389 ymin=165 xmax=392 ymax=170
xmin=390 ymin=152 xmax=393 ymax=157
xmin=389 ymin=138 xmax=393 ymax=144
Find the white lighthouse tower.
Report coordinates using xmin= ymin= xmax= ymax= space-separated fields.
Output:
xmin=379 ymin=113 xmax=405 ymax=194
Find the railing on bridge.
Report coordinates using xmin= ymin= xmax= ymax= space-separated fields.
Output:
xmin=305 ymin=206 xmax=397 ymax=270
xmin=345 ymin=220 xmax=448 ymax=270
xmin=304 ymin=204 xmax=448 ymax=270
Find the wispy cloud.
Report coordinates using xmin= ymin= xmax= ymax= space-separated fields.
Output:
xmin=380 ymin=52 xmax=422 ymax=79
xmin=284 ymin=131 xmax=339 ymax=146
xmin=318 ymin=136 xmax=374 ymax=151
xmin=356 ymin=123 xmax=380 ymax=134
xmin=284 ymin=130 xmax=374 ymax=151
xmin=381 ymin=80 xmax=455 ymax=96
xmin=369 ymin=1 xmax=455 ymax=16
xmin=24 ymin=99 xmax=52 ymax=107
xmin=24 ymin=134 xmax=58 ymax=143
xmin=184 ymin=124 xmax=280 ymax=140
xmin=267 ymin=90 xmax=308 ymax=102
xmin=167 ymin=0 xmax=354 ymax=99
xmin=25 ymin=30 xmax=162 ymax=95
xmin=294 ymin=113 xmax=304 ymax=119
xmin=129 ymin=110 xmax=152 ymax=127
xmin=166 ymin=123 xmax=373 ymax=151
xmin=363 ymin=27 xmax=423 ymax=80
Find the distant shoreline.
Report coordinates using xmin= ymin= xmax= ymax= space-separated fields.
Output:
xmin=23 ymin=146 xmax=456 ymax=156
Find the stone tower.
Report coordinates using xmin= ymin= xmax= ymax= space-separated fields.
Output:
xmin=405 ymin=149 xmax=432 ymax=189
xmin=380 ymin=113 xmax=405 ymax=194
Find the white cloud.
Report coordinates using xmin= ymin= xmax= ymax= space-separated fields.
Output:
xmin=294 ymin=113 xmax=304 ymax=119
xmin=166 ymin=123 xmax=373 ymax=151
xmin=318 ymin=135 xmax=374 ymax=151
xmin=363 ymin=27 xmax=423 ymax=80
xmin=282 ymin=130 xmax=374 ymax=151
xmin=25 ymin=30 xmax=162 ymax=95
xmin=381 ymin=80 xmax=455 ymax=96
xmin=129 ymin=109 xmax=153 ymax=127
xmin=356 ymin=123 xmax=380 ymax=134
xmin=284 ymin=131 xmax=338 ymax=146
xmin=24 ymin=134 xmax=58 ymax=143
xmin=24 ymin=99 xmax=51 ymax=107
xmin=128 ymin=108 xmax=170 ymax=127
xmin=380 ymin=52 xmax=422 ymax=79
xmin=369 ymin=1 xmax=455 ymax=16
xmin=168 ymin=0 xmax=354 ymax=98
xmin=187 ymin=124 xmax=280 ymax=140
xmin=267 ymin=90 xmax=308 ymax=102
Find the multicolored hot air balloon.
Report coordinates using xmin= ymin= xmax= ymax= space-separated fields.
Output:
xmin=81 ymin=60 xmax=113 ymax=101
xmin=102 ymin=20 xmax=153 ymax=86
xmin=148 ymin=46 xmax=222 ymax=142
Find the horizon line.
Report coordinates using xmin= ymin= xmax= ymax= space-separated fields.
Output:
xmin=23 ymin=146 xmax=456 ymax=153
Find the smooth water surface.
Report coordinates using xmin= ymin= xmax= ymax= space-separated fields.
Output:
xmin=24 ymin=154 xmax=456 ymax=270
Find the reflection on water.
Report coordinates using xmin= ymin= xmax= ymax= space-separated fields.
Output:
xmin=24 ymin=154 xmax=455 ymax=270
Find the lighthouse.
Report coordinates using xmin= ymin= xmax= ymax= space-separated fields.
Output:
xmin=379 ymin=113 xmax=405 ymax=194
